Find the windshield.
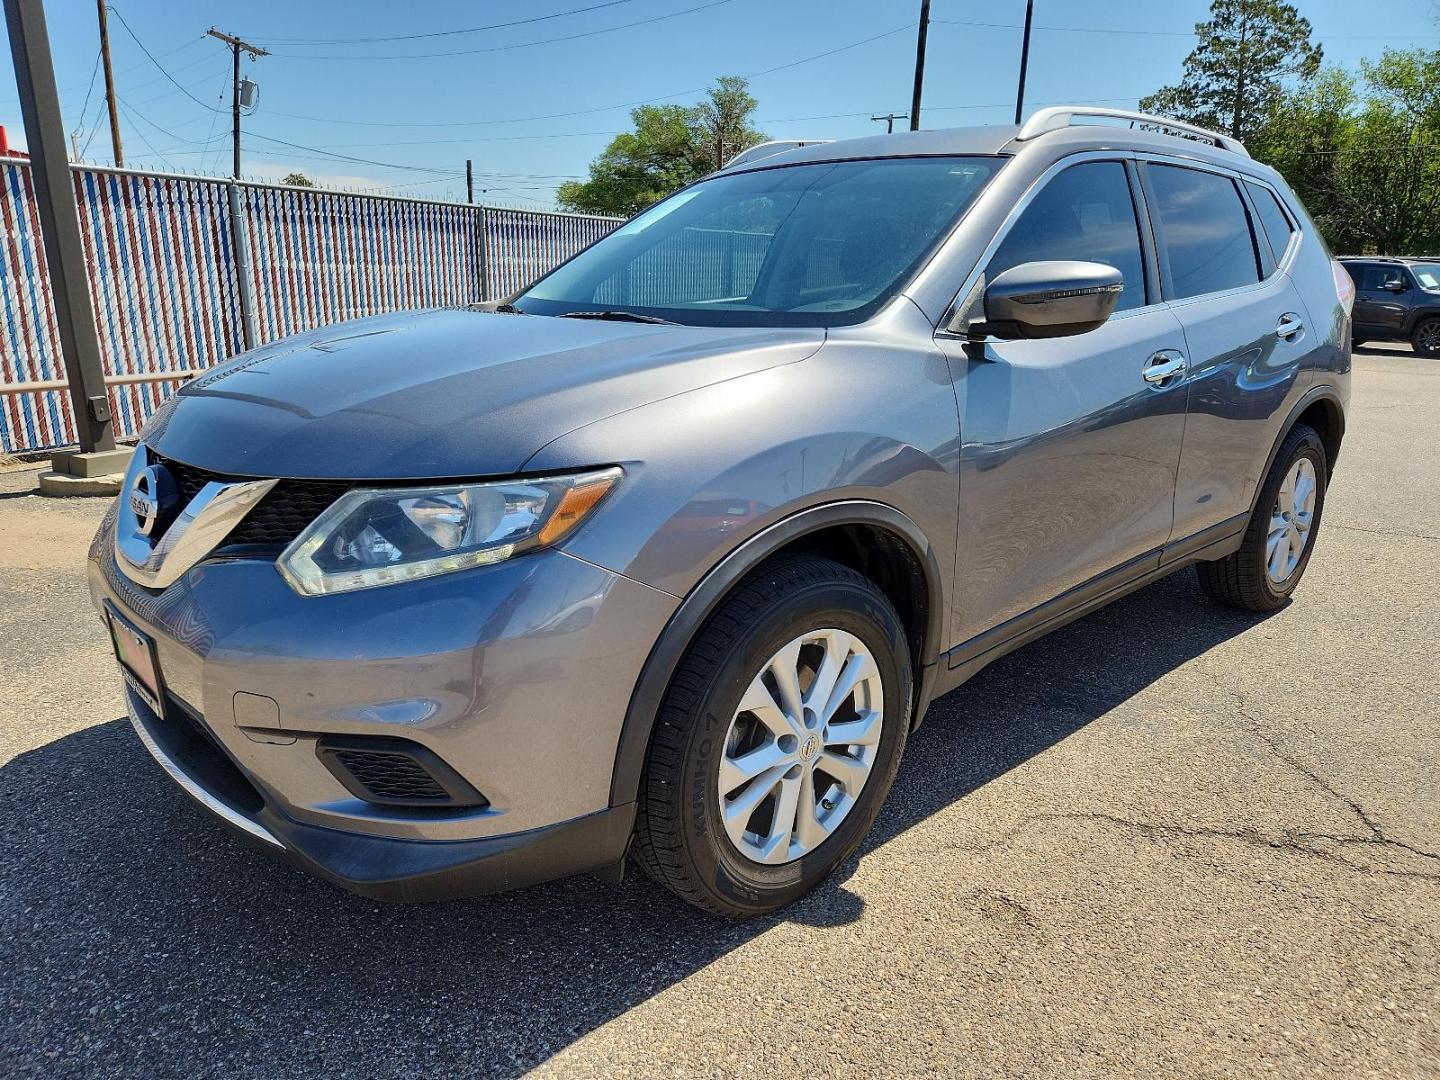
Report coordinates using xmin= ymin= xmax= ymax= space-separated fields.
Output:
xmin=1411 ymin=263 xmax=1440 ymax=291
xmin=516 ymin=156 xmax=1001 ymax=327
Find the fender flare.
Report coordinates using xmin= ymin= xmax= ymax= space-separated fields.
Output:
xmin=1249 ymin=382 xmax=1347 ymax=517
xmin=608 ymin=500 xmax=945 ymax=808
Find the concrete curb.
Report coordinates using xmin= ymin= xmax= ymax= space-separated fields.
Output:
xmin=37 ymin=470 xmax=123 ymax=496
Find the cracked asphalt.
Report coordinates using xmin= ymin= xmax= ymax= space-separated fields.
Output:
xmin=1 ymin=346 xmax=1436 ymax=1079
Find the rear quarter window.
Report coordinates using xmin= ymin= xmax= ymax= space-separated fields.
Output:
xmin=1244 ymin=180 xmax=1297 ymax=267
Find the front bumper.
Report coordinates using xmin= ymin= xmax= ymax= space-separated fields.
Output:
xmin=123 ymin=681 xmax=635 ymax=901
xmin=90 ymin=513 xmax=677 ymax=900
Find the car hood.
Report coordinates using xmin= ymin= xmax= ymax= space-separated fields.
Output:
xmin=144 ymin=308 xmax=824 ymax=479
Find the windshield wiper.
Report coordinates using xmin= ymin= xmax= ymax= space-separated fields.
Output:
xmin=558 ymin=309 xmax=677 ymax=325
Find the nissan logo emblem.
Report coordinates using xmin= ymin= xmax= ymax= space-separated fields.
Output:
xmin=128 ymin=464 xmax=177 ymax=539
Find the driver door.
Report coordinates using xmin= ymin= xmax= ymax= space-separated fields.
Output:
xmin=933 ymin=158 xmax=1190 ymax=647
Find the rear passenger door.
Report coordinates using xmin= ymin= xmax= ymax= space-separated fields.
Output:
xmin=1142 ymin=160 xmax=1317 ymax=547
xmin=1350 ymin=264 xmax=1411 ymax=336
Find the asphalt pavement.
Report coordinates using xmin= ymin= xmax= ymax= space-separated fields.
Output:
xmin=1 ymin=345 xmax=1436 ymax=1079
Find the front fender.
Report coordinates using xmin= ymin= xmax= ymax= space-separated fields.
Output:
xmin=600 ymin=499 xmax=945 ymax=808
xmin=524 ymin=335 xmax=961 ymax=604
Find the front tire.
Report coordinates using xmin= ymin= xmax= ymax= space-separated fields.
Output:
xmin=631 ymin=556 xmax=911 ymax=917
xmin=1195 ymin=423 xmax=1328 ymax=611
xmin=1413 ymin=318 xmax=1440 ymax=358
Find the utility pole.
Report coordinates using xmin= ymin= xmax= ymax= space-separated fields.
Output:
xmin=206 ymin=28 xmax=267 ymax=179
xmin=96 ymin=0 xmax=122 ymax=166
xmin=910 ymin=0 xmax=931 ymax=131
xmin=5 ymin=0 xmax=124 ymax=469
xmin=1014 ymin=0 xmax=1036 ymax=125
xmin=871 ymin=113 xmax=908 ymax=134
xmin=466 ymin=159 xmax=474 ymax=203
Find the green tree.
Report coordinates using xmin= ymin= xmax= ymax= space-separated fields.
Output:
xmin=1140 ymin=0 xmax=1323 ymax=141
xmin=1250 ymin=49 xmax=1440 ymax=254
xmin=557 ymin=77 xmax=765 ymax=216
xmin=281 ymin=171 xmax=314 ymax=187
xmin=693 ymin=75 xmax=764 ymax=172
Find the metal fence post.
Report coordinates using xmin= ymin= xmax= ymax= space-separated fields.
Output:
xmin=227 ymin=181 xmax=259 ymax=350
xmin=4 ymin=0 xmax=118 ymax=459
xmin=476 ymin=205 xmax=492 ymax=302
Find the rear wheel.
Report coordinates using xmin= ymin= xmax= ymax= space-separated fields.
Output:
xmin=1413 ymin=318 xmax=1440 ymax=358
xmin=631 ymin=556 xmax=911 ymax=917
xmin=1196 ymin=423 xmax=1327 ymax=611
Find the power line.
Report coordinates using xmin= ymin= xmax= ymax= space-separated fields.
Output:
xmin=252 ymin=1 xmax=640 ymax=45
xmin=264 ymin=0 xmax=736 ymax=61
xmin=931 ymin=17 xmax=1436 ymax=41
xmin=58 ymin=33 xmax=203 ymax=97
xmin=116 ymin=100 xmax=174 ymax=170
xmin=243 ymin=132 xmax=457 ymax=174
xmin=254 ymin=22 xmax=916 ymax=131
xmin=71 ymin=48 xmax=102 ymax=143
xmin=120 ymin=53 xmax=229 ymax=108
xmin=107 ymin=5 xmax=223 ymax=113
xmin=117 ymin=95 xmax=214 ymax=146
xmin=126 ymin=66 xmax=229 ymax=111
xmin=268 ymin=91 xmax=1152 ymax=151
xmin=196 ymin=72 xmax=228 ymax=174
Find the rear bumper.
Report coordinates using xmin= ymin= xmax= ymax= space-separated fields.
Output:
xmin=123 ymin=681 xmax=636 ymax=901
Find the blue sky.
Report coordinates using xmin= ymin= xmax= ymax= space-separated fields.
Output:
xmin=1 ymin=0 xmax=1436 ymax=208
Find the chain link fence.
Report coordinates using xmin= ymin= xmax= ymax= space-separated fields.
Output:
xmin=0 ymin=158 xmax=619 ymax=453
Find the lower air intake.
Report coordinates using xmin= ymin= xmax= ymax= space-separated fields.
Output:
xmin=316 ymin=736 xmax=487 ymax=810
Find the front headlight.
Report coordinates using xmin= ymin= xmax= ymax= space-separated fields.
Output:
xmin=276 ymin=468 xmax=621 ymax=596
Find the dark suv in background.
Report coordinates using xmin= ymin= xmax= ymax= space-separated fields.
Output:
xmin=1341 ymin=257 xmax=1440 ymax=356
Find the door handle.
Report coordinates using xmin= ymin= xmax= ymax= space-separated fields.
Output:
xmin=1275 ymin=313 xmax=1305 ymax=340
xmin=1142 ymin=351 xmax=1187 ymax=387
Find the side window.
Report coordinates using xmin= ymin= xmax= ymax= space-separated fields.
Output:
xmin=1355 ymin=264 xmax=1405 ymax=292
xmin=1148 ymin=164 xmax=1261 ymax=300
xmin=1244 ymin=181 xmax=1296 ymax=266
xmin=986 ymin=161 xmax=1147 ymax=312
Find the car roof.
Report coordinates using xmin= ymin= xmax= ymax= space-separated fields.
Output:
xmin=714 ymin=121 xmax=1280 ymax=182
xmin=1340 ymin=255 xmax=1435 ymax=263
xmin=715 ymin=125 xmax=1022 ymax=171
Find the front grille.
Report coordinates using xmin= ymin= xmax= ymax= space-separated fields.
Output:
xmin=316 ymin=736 xmax=487 ymax=809
xmin=155 ymin=454 xmax=353 ymax=549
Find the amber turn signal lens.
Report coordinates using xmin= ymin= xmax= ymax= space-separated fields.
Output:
xmin=537 ymin=473 xmax=618 ymax=546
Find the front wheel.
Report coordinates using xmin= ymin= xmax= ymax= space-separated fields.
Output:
xmin=631 ymin=556 xmax=911 ymax=917
xmin=1195 ymin=423 xmax=1328 ymax=611
xmin=1413 ymin=318 xmax=1440 ymax=358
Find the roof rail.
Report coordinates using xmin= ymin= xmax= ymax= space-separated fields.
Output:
xmin=1015 ymin=106 xmax=1250 ymax=158
xmin=723 ymin=139 xmax=832 ymax=169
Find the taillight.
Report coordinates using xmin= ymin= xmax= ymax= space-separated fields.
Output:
xmin=1332 ymin=259 xmax=1356 ymax=313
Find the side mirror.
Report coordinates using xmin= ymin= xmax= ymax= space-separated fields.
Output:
xmin=960 ymin=260 xmax=1124 ymax=341
xmin=1382 ymin=278 xmax=1408 ymax=293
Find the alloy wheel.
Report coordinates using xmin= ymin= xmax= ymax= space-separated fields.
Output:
xmin=1418 ymin=321 xmax=1440 ymax=354
xmin=1266 ymin=457 xmax=1318 ymax=584
xmin=718 ymin=628 xmax=884 ymax=865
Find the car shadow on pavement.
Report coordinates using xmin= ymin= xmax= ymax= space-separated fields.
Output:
xmin=0 ymin=570 xmax=1272 ymax=1077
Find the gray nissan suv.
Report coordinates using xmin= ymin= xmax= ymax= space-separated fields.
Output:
xmin=90 ymin=107 xmax=1352 ymax=917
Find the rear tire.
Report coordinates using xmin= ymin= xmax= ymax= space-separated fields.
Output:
xmin=1412 ymin=318 xmax=1440 ymax=358
xmin=1195 ymin=423 xmax=1327 ymax=612
xmin=631 ymin=556 xmax=911 ymax=917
